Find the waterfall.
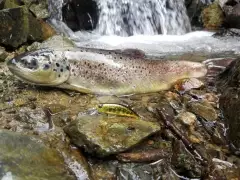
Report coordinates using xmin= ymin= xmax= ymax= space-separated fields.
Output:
xmin=95 ymin=0 xmax=191 ymax=36
xmin=48 ymin=0 xmax=192 ymax=36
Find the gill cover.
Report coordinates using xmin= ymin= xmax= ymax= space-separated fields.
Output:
xmin=7 ymin=49 xmax=70 ymax=86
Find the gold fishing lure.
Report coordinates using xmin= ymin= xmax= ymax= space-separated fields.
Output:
xmin=97 ymin=103 xmax=139 ymax=118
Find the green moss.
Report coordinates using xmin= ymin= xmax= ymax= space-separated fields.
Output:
xmin=201 ymin=1 xmax=224 ymax=30
xmin=4 ymin=0 xmax=20 ymax=8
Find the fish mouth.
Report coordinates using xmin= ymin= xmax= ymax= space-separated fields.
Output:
xmin=7 ymin=58 xmax=39 ymax=84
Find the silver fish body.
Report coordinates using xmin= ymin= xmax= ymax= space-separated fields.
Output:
xmin=7 ymin=48 xmax=207 ymax=95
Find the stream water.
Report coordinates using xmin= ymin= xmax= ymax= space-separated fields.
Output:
xmin=48 ymin=0 xmax=240 ymax=57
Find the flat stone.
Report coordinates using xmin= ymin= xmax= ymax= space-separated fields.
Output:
xmin=64 ymin=114 xmax=160 ymax=156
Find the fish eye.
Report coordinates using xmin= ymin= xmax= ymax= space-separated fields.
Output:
xmin=43 ymin=64 xmax=50 ymax=70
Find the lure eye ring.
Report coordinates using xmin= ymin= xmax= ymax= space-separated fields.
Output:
xmin=98 ymin=104 xmax=103 ymax=108
xmin=43 ymin=64 xmax=50 ymax=70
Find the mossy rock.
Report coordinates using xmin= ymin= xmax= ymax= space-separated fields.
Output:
xmin=0 ymin=6 xmax=29 ymax=48
xmin=201 ymin=1 xmax=225 ymax=30
xmin=0 ymin=5 xmax=55 ymax=48
xmin=4 ymin=0 xmax=21 ymax=9
xmin=22 ymin=0 xmax=49 ymax=18
xmin=64 ymin=114 xmax=161 ymax=156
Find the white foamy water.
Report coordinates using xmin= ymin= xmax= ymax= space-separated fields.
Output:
xmin=74 ymin=31 xmax=240 ymax=56
xmin=96 ymin=0 xmax=191 ymax=36
xmin=50 ymin=19 xmax=240 ymax=56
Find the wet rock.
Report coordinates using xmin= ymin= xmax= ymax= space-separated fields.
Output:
xmin=201 ymin=2 xmax=224 ymax=30
xmin=171 ymin=140 xmax=203 ymax=178
xmin=187 ymin=100 xmax=218 ymax=121
xmin=117 ymin=162 xmax=179 ymax=180
xmin=185 ymin=0 xmax=213 ymax=29
xmin=214 ymin=28 xmax=240 ymax=37
xmin=28 ymin=15 xmax=56 ymax=42
xmin=37 ymin=35 xmax=76 ymax=49
xmin=0 ymin=5 xmax=55 ymax=48
xmin=89 ymin=160 xmax=118 ymax=180
xmin=62 ymin=0 xmax=98 ymax=31
xmin=177 ymin=111 xmax=197 ymax=128
xmin=64 ymin=114 xmax=161 ymax=156
xmin=22 ymin=0 xmax=49 ymax=19
xmin=0 ymin=130 xmax=76 ymax=180
xmin=217 ymin=59 xmax=240 ymax=148
xmin=0 ymin=46 xmax=7 ymax=62
xmin=0 ymin=6 xmax=29 ymax=48
xmin=219 ymin=0 xmax=240 ymax=29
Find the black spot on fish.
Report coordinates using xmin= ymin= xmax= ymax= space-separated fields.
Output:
xmin=56 ymin=63 xmax=60 ymax=67
xmin=58 ymin=75 xmax=61 ymax=77
xmin=72 ymin=69 xmax=75 ymax=72
xmin=66 ymin=66 xmax=70 ymax=70
xmin=43 ymin=64 xmax=50 ymax=70
xmin=120 ymin=57 xmax=122 ymax=59
xmin=60 ymin=69 xmax=63 ymax=72
xmin=53 ymin=69 xmax=57 ymax=71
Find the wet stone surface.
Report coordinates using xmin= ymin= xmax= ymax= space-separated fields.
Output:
xmin=0 ymin=53 xmax=240 ymax=179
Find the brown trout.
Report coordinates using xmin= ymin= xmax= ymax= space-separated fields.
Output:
xmin=7 ymin=48 xmax=207 ymax=95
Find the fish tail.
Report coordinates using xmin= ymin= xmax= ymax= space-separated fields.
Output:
xmin=203 ymin=58 xmax=236 ymax=78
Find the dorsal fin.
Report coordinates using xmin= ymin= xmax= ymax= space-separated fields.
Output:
xmin=114 ymin=48 xmax=146 ymax=58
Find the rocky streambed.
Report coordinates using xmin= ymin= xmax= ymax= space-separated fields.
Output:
xmin=0 ymin=37 xmax=240 ymax=179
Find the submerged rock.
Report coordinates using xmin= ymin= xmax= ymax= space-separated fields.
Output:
xmin=187 ymin=100 xmax=218 ymax=121
xmin=0 ymin=130 xmax=76 ymax=180
xmin=217 ymin=59 xmax=240 ymax=148
xmin=64 ymin=114 xmax=160 ymax=156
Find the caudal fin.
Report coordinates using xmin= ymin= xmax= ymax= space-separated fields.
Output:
xmin=203 ymin=57 xmax=236 ymax=87
xmin=203 ymin=57 xmax=236 ymax=77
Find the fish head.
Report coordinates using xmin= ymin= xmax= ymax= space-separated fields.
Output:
xmin=7 ymin=49 xmax=70 ymax=86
